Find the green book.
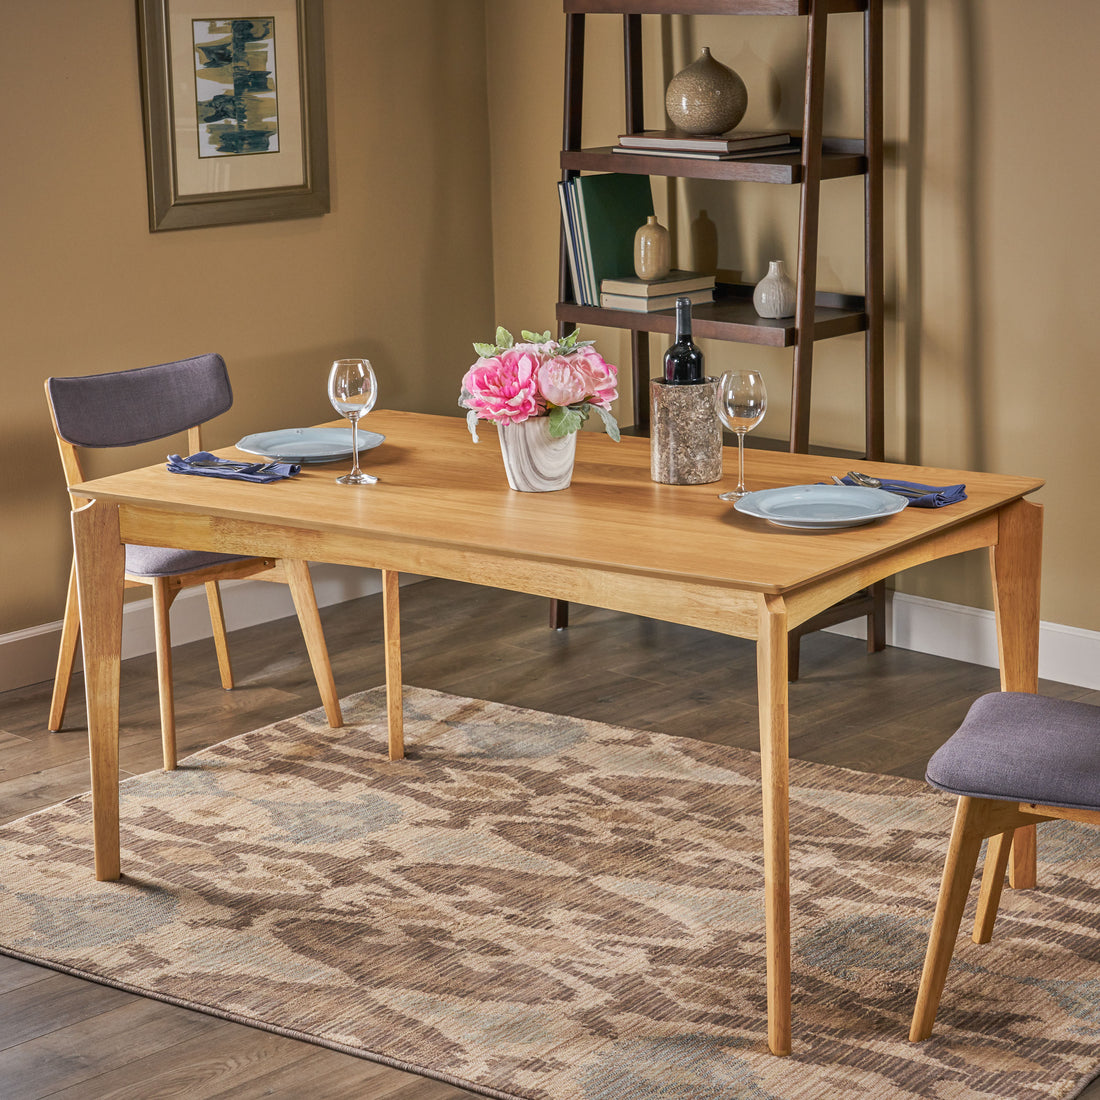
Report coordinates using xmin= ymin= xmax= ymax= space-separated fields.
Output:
xmin=572 ymin=174 xmax=655 ymax=303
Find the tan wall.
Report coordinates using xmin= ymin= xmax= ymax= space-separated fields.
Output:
xmin=485 ymin=0 xmax=1100 ymax=632
xmin=4 ymin=1 xmax=1098 ymax=643
xmin=1 ymin=1 xmax=494 ymax=635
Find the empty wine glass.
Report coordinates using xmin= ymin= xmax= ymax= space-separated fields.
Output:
xmin=716 ymin=369 xmax=767 ymax=501
xmin=327 ymin=358 xmax=378 ymax=485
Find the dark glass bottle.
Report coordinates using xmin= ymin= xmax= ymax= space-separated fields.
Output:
xmin=663 ymin=296 xmax=705 ymax=384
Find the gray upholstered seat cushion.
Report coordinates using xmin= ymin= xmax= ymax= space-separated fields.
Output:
xmin=125 ymin=544 xmax=249 ymax=579
xmin=926 ymin=692 xmax=1100 ymax=811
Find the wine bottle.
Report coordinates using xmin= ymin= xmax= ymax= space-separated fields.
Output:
xmin=663 ymin=296 xmax=705 ymax=384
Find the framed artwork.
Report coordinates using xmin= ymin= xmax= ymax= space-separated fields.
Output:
xmin=137 ymin=0 xmax=329 ymax=231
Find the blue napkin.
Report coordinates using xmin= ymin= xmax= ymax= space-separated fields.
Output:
xmin=838 ymin=475 xmax=966 ymax=508
xmin=166 ymin=452 xmax=300 ymax=483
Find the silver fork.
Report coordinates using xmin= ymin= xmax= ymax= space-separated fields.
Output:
xmin=186 ymin=458 xmax=279 ymax=472
xmin=847 ymin=471 xmax=925 ymax=496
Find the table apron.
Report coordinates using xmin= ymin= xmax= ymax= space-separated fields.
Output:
xmin=117 ymin=504 xmax=1001 ymax=641
xmin=780 ymin=512 xmax=1000 ymax=630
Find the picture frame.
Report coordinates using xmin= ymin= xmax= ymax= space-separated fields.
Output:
xmin=137 ymin=0 xmax=329 ymax=231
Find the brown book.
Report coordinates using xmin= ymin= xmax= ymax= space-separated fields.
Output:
xmin=600 ymin=270 xmax=715 ymax=297
xmin=600 ymin=288 xmax=714 ymax=313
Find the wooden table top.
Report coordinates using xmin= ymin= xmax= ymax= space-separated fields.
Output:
xmin=73 ymin=410 xmax=1043 ymax=598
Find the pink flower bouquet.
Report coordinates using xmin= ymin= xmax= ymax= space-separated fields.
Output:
xmin=460 ymin=327 xmax=620 ymax=443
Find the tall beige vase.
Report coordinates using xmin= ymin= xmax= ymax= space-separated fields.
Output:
xmin=634 ymin=216 xmax=671 ymax=282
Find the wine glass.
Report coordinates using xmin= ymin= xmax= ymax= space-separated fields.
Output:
xmin=716 ymin=369 xmax=767 ymax=501
xmin=327 ymin=358 xmax=378 ymax=485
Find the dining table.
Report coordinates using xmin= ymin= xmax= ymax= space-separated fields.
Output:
xmin=68 ymin=408 xmax=1043 ymax=1056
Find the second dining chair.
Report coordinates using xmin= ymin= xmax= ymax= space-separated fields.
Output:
xmin=909 ymin=691 xmax=1100 ymax=1041
xmin=45 ymin=353 xmax=343 ymax=768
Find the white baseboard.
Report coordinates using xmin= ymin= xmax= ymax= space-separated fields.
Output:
xmin=4 ymin=580 xmax=1098 ymax=695
xmin=825 ymin=591 xmax=1100 ymax=692
xmin=0 ymin=565 xmax=407 ymax=695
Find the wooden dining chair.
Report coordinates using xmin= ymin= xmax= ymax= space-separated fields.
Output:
xmin=909 ymin=691 xmax=1100 ymax=1041
xmin=45 ymin=353 xmax=343 ymax=769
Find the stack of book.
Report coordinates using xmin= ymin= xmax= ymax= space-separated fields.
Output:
xmin=599 ymin=270 xmax=716 ymax=314
xmin=558 ymin=173 xmax=655 ymax=306
xmin=613 ymin=129 xmax=794 ymax=161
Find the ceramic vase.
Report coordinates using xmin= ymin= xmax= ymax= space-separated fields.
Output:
xmin=634 ymin=216 xmax=671 ymax=282
xmin=664 ymin=47 xmax=747 ymax=136
xmin=498 ymin=417 xmax=577 ymax=492
xmin=752 ymin=260 xmax=797 ymax=319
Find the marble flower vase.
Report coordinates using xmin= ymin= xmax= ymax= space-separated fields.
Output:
xmin=498 ymin=417 xmax=577 ymax=492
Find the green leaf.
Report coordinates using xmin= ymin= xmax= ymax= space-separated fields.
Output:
xmin=591 ymin=403 xmax=621 ymax=442
xmin=472 ymin=342 xmax=497 ymax=358
xmin=494 ymin=326 xmax=514 ymax=349
xmin=465 ymin=408 xmax=482 ymax=443
xmin=547 ymin=405 xmax=584 ymax=438
xmin=520 ymin=329 xmax=553 ymax=345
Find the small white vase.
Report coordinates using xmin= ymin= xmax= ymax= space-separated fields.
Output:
xmin=497 ymin=418 xmax=577 ymax=492
xmin=752 ymin=260 xmax=797 ymax=319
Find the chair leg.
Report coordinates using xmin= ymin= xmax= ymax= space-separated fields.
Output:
xmin=205 ymin=580 xmax=234 ymax=690
xmin=151 ymin=578 xmax=178 ymax=771
xmin=283 ymin=559 xmax=342 ymax=728
xmin=973 ymin=828 xmax=1015 ymax=945
xmin=909 ymin=796 xmax=989 ymax=1042
xmin=48 ymin=561 xmax=82 ymax=731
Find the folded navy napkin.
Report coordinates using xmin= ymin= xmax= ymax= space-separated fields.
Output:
xmin=838 ymin=475 xmax=966 ymax=508
xmin=166 ymin=452 xmax=300 ymax=483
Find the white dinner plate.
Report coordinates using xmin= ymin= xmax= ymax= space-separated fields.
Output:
xmin=235 ymin=427 xmax=385 ymax=464
xmin=733 ymin=484 xmax=908 ymax=529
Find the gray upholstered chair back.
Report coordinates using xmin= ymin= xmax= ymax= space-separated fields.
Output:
xmin=46 ymin=353 xmax=233 ymax=448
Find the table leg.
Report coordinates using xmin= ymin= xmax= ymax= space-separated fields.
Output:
xmin=757 ymin=593 xmax=792 ymax=1056
xmin=382 ymin=569 xmax=404 ymax=760
xmin=990 ymin=498 xmax=1043 ymax=889
xmin=71 ymin=500 xmax=125 ymax=881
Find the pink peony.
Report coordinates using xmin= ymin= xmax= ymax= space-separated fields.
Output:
xmin=570 ymin=346 xmax=618 ymax=409
xmin=461 ymin=349 xmax=542 ymax=425
xmin=536 ymin=356 xmax=589 ymax=407
xmin=460 ymin=326 xmax=620 ymax=442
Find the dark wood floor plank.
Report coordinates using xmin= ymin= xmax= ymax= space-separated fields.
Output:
xmin=0 ymin=577 xmax=1091 ymax=1098
xmin=41 ymin=1026 xmax=322 ymax=1100
xmin=0 ymin=969 xmax=133 ymax=1050
xmin=0 ymin=954 xmax=52 ymax=995
xmin=0 ymin=997 xmax=223 ymax=1098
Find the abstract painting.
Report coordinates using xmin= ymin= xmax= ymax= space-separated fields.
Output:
xmin=193 ymin=17 xmax=280 ymax=158
xmin=138 ymin=0 xmax=328 ymax=231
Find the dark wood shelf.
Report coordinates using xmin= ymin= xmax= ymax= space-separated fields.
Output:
xmin=554 ymin=1 xmax=886 ymax=649
xmin=558 ymin=283 xmax=867 ymax=347
xmin=565 ymin=1 xmax=868 ymax=14
xmin=563 ymin=145 xmax=866 ymax=184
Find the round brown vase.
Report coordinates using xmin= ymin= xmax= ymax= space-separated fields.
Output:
xmin=665 ymin=47 xmax=748 ymax=136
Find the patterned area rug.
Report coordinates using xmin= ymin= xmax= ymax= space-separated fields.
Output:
xmin=1 ymin=687 xmax=1098 ymax=1099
